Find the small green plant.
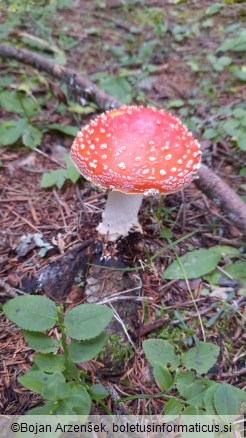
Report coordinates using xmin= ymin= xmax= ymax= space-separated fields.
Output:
xmin=203 ymin=105 xmax=246 ymax=151
xmin=0 ymin=84 xmax=80 ymax=188
xmin=143 ymin=339 xmax=246 ymax=415
xmin=40 ymin=155 xmax=80 ymax=189
xmin=3 ymin=295 xmax=114 ymax=415
xmin=162 ymin=246 xmax=242 ymax=281
xmin=0 ymin=90 xmax=43 ymax=148
xmin=0 ymin=88 xmax=79 ymax=150
xmin=99 ymin=334 xmax=134 ymax=366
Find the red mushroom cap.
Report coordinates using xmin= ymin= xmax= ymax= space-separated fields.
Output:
xmin=71 ymin=106 xmax=201 ymax=195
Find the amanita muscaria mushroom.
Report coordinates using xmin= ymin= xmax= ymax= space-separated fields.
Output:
xmin=71 ymin=106 xmax=201 ymax=240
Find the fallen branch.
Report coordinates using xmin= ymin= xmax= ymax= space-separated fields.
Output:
xmin=138 ymin=307 xmax=211 ymax=337
xmin=195 ymin=165 xmax=246 ymax=237
xmin=0 ymin=44 xmax=119 ymax=110
xmin=1 ymin=44 xmax=246 ymax=236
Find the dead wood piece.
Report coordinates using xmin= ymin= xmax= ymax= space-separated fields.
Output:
xmin=1 ymin=44 xmax=246 ymax=235
xmin=196 ymin=165 xmax=246 ymax=237
xmin=85 ymin=262 xmax=141 ymax=339
xmin=33 ymin=240 xmax=92 ymax=299
xmin=85 ymin=241 xmax=142 ymax=339
xmin=0 ymin=279 xmax=18 ymax=299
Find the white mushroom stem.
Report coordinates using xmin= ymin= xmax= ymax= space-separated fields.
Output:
xmin=97 ymin=191 xmax=143 ymax=241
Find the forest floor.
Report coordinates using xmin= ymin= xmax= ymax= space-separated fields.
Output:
xmin=0 ymin=0 xmax=245 ymax=416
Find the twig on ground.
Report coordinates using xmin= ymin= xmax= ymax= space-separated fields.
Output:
xmin=203 ymin=233 xmax=241 ymax=248
xmin=0 ymin=279 xmax=26 ymax=298
xmin=210 ymin=368 xmax=246 ymax=379
xmin=138 ymin=307 xmax=211 ymax=336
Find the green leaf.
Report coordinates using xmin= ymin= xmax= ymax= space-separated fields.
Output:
xmin=64 ymin=384 xmax=91 ymax=415
xmin=66 ymin=164 xmax=80 ymax=184
xmin=27 ymin=401 xmax=56 ymax=415
xmin=98 ymin=75 xmax=132 ymax=104
xmin=218 ymin=29 xmax=246 ymax=52
xmin=163 ymin=249 xmax=221 ymax=280
xmin=206 ymin=310 xmax=223 ymax=328
xmin=183 ymin=406 xmax=201 ymax=415
xmin=0 ymin=90 xmax=37 ymax=116
xmin=143 ymin=339 xmax=180 ymax=370
xmin=204 ymin=384 xmax=218 ymax=414
xmin=138 ymin=40 xmax=158 ymax=62
xmin=42 ymin=374 xmax=67 ymax=401
xmin=18 ymin=369 xmax=54 ymax=394
xmin=233 ymin=108 xmax=246 ymax=119
xmin=22 ymin=124 xmax=43 ymax=148
xmin=202 ymin=18 xmax=214 ymax=28
xmin=214 ymin=384 xmax=238 ymax=416
xmin=90 ymin=384 xmax=109 ymax=400
xmin=184 ymin=380 xmax=207 ymax=407
xmin=0 ymin=77 xmax=13 ymax=87
xmin=64 ymin=304 xmax=114 ymax=340
xmin=160 ymin=228 xmax=173 ymax=239
xmin=45 ymin=124 xmax=79 ymax=136
xmin=204 ymin=270 xmax=223 ymax=287
xmin=41 ymin=169 xmax=69 ymax=189
xmin=22 ymin=331 xmax=60 ymax=353
xmin=167 ymin=99 xmax=184 ymax=108
xmin=226 ymin=384 xmax=246 ymax=414
xmin=153 ymin=362 xmax=173 ymax=391
xmin=214 ymin=262 xmax=246 ymax=292
xmin=203 ymin=128 xmax=218 ymax=140
xmin=183 ymin=342 xmax=220 ymax=374
xmin=223 ymin=119 xmax=240 ymax=137
xmin=34 ymin=353 xmax=65 ymax=373
xmin=41 ymin=157 xmax=80 ymax=189
xmin=0 ymin=119 xmax=27 ymax=146
xmin=164 ymin=399 xmax=184 ymax=416
xmin=64 ymin=156 xmax=81 ymax=183
xmin=205 ymin=3 xmax=224 ymax=15
xmin=224 ymin=262 xmax=246 ymax=287
xmin=63 ymin=359 xmax=78 ymax=381
xmin=176 ymin=371 xmax=196 ymax=397
xmin=208 ymin=246 xmax=240 ymax=258
xmin=229 ymin=66 xmax=246 ymax=82
xmin=3 ymin=295 xmax=57 ymax=331
xmin=237 ymin=133 xmax=246 ymax=151
xmin=217 ymin=56 xmax=232 ymax=67
xmin=68 ymin=332 xmax=108 ymax=363
xmin=44 ymin=400 xmax=76 ymax=414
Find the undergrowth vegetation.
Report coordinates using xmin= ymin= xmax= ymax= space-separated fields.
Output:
xmin=3 ymin=296 xmax=114 ymax=415
xmin=3 ymin=296 xmax=246 ymax=415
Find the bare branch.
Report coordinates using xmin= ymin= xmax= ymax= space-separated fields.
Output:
xmin=195 ymin=165 xmax=246 ymax=237
xmin=0 ymin=44 xmax=119 ymax=110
